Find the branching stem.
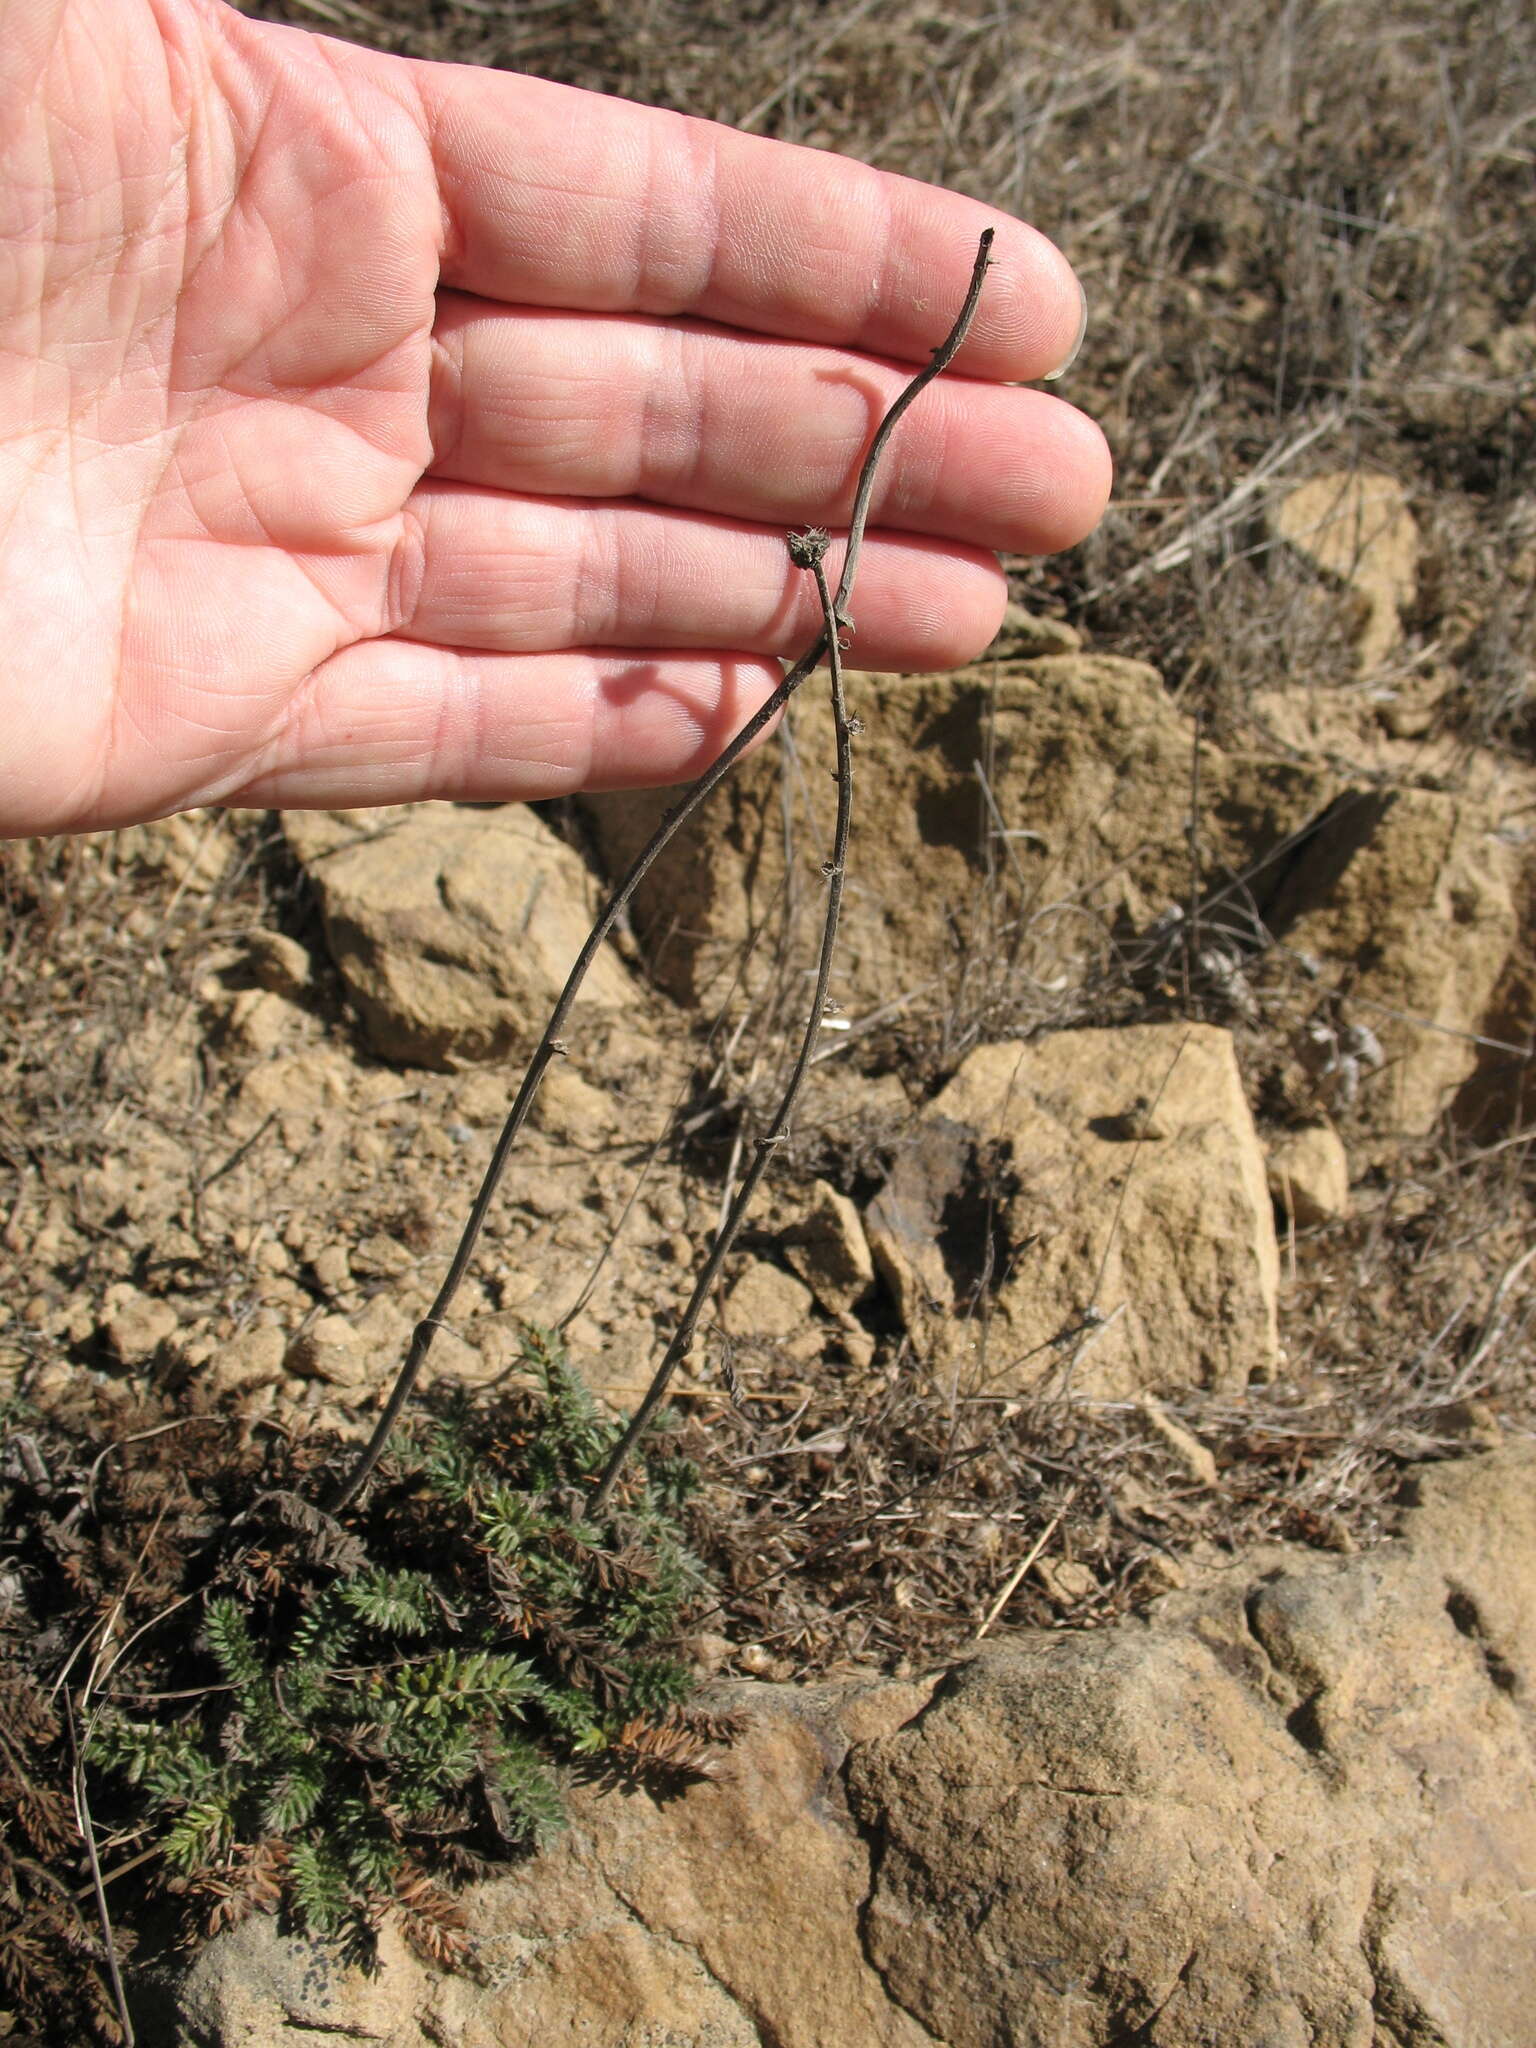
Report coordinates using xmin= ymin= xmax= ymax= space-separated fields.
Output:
xmin=323 ymin=229 xmax=994 ymax=1516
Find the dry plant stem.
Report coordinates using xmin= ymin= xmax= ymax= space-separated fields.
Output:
xmin=65 ymin=1688 xmax=135 ymax=2048
xmin=590 ymin=547 xmax=853 ymax=1513
xmin=324 ymin=228 xmax=994 ymax=1516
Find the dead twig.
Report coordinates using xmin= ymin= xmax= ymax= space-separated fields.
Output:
xmin=64 ymin=1689 xmax=135 ymax=2048
xmin=323 ymin=227 xmax=996 ymax=1516
xmin=591 ymin=530 xmax=856 ymax=1511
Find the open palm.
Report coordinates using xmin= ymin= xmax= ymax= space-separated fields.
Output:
xmin=0 ymin=0 xmax=1108 ymax=836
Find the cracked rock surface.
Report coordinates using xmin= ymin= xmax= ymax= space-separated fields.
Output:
xmin=154 ymin=1445 xmax=1535 ymax=2047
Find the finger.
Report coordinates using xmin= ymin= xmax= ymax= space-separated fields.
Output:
xmin=428 ymin=301 xmax=1112 ymax=556
xmin=413 ymin=65 xmax=1084 ymax=381
xmin=225 ymin=646 xmax=786 ymax=810
xmin=391 ymin=485 xmax=1007 ymax=667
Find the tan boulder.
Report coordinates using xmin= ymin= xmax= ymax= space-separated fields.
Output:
xmin=203 ymin=1324 xmax=286 ymax=1400
xmin=581 ymin=655 xmax=1214 ymax=1010
xmin=217 ymin=987 xmax=304 ymax=1058
xmin=783 ymin=1179 xmax=875 ymax=1314
xmin=158 ymin=1446 xmax=1536 ymax=2048
xmin=101 ymin=1284 xmax=178 ymax=1364
xmin=534 ymin=1062 xmax=620 ymax=1146
xmin=284 ymin=1313 xmax=368 ymax=1390
xmin=242 ymin=929 xmax=313 ymax=1000
xmin=1265 ymin=785 xmax=1521 ymax=1133
xmin=991 ymin=600 xmax=1083 ymax=657
xmin=724 ymin=1258 xmax=815 ymax=1340
xmin=582 ymin=655 xmax=1528 ymax=1137
xmin=879 ymin=1024 xmax=1280 ymax=1397
xmin=849 ymin=1443 xmax=1536 ymax=2048
xmin=166 ymin=1683 xmax=935 ymax=2048
xmin=1267 ymin=1123 xmax=1351 ymax=1225
xmin=284 ymin=804 xmax=637 ymax=1069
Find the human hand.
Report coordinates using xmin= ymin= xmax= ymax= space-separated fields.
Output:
xmin=0 ymin=0 xmax=1109 ymax=836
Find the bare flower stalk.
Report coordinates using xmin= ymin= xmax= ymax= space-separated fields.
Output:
xmin=324 ymin=229 xmax=995 ymax=1517
xmin=590 ymin=535 xmax=853 ymax=1512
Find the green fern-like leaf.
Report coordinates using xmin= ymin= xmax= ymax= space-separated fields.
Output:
xmin=377 ymin=1649 xmax=541 ymax=1722
xmin=202 ymin=1596 xmax=263 ymax=1692
xmin=527 ymin=1346 xmax=619 ymax=1480
xmin=260 ymin=1759 xmax=326 ymax=1833
xmin=287 ymin=1839 xmax=351 ymax=1937
xmin=288 ymin=1592 xmax=360 ymax=1677
xmin=620 ymin=1654 xmax=695 ymax=1716
xmin=417 ymin=1406 xmax=480 ymax=1504
xmin=77 ymin=1317 xmax=727 ymax=1973
xmin=338 ymin=1567 xmax=439 ymax=1637
xmin=645 ymin=1452 xmax=701 ymax=1514
xmin=162 ymin=1797 xmax=234 ymax=1875
xmin=342 ymin=1823 xmax=403 ymax=1895
xmin=487 ymin=1735 xmax=566 ymax=1848
xmin=535 ymin=1684 xmax=605 ymax=1751
xmin=477 ymin=1483 xmax=547 ymax=1559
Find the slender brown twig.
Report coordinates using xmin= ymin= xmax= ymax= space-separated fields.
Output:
xmin=323 ymin=228 xmax=995 ymax=1515
xmin=590 ymin=534 xmax=855 ymax=1511
xmin=64 ymin=1688 xmax=135 ymax=2047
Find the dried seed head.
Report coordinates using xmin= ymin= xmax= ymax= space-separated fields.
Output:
xmin=786 ymin=526 xmax=831 ymax=568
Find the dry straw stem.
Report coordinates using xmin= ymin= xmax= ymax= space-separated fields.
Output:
xmin=590 ymin=533 xmax=853 ymax=1512
xmin=324 ymin=229 xmax=996 ymax=1516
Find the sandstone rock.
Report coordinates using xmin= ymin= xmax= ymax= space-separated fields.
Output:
xmin=725 ymin=1258 xmax=815 ymax=1340
xmin=284 ymin=1313 xmax=367 ymax=1389
xmin=1267 ymin=1123 xmax=1351 ymax=1225
xmin=582 ymin=655 xmax=1210 ymax=1011
xmin=310 ymin=1243 xmax=351 ymax=1296
xmin=150 ymin=1447 xmax=1536 ymax=2048
xmin=784 ymin=1179 xmax=875 ymax=1314
xmin=892 ymin=1024 xmax=1279 ymax=1397
xmin=219 ymin=987 xmax=302 ymax=1057
xmin=102 ymin=1284 xmax=178 ymax=1364
xmin=535 ymin=1062 xmax=619 ymax=1146
xmin=1034 ymin=1555 xmax=1098 ymax=1607
xmin=1265 ymin=786 xmax=1520 ymax=1134
xmin=347 ymin=1291 xmax=413 ymax=1358
xmin=242 ymin=929 xmax=312 ymax=999
xmin=233 ymin=1049 xmax=352 ymax=1127
xmin=160 ymin=1683 xmax=934 ymax=2048
xmin=991 ymin=600 xmax=1083 ymax=657
xmin=584 ymin=658 xmax=1529 ymax=1139
xmin=203 ymin=1324 xmax=285 ymax=1399
xmin=1270 ymin=470 xmax=1419 ymax=671
xmin=417 ymin=1321 xmax=487 ymax=1390
xmin=285 ymin=804 xmax=637 ymax=1069
xmin=848 ymin=1442 xmax=1536 ymax=2048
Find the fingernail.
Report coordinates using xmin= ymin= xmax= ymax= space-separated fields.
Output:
xmin=1043 ymin=277 xmax=1088 ymax=383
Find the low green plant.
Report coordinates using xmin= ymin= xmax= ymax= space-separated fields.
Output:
xmin=87 ymin=1331 xmax=731 ymax=1967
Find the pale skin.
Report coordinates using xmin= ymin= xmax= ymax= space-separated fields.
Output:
xmin=0 ymin=0 xmax=1111 ymax=838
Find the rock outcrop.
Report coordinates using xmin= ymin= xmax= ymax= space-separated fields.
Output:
xmin=864 ymin=1023 xmax=1280 ymax=1397
xmin=1269 ymin=470 xmax=1420 ymax=672
xmin=147 ymin=1445 xmax=1536 ymax=2048
xmin=583 ymin=654 xmax=1530 ymax=1136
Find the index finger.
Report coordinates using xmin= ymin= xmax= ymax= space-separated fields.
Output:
xmin=414 ymin=65 xmax=1085 ymax=382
